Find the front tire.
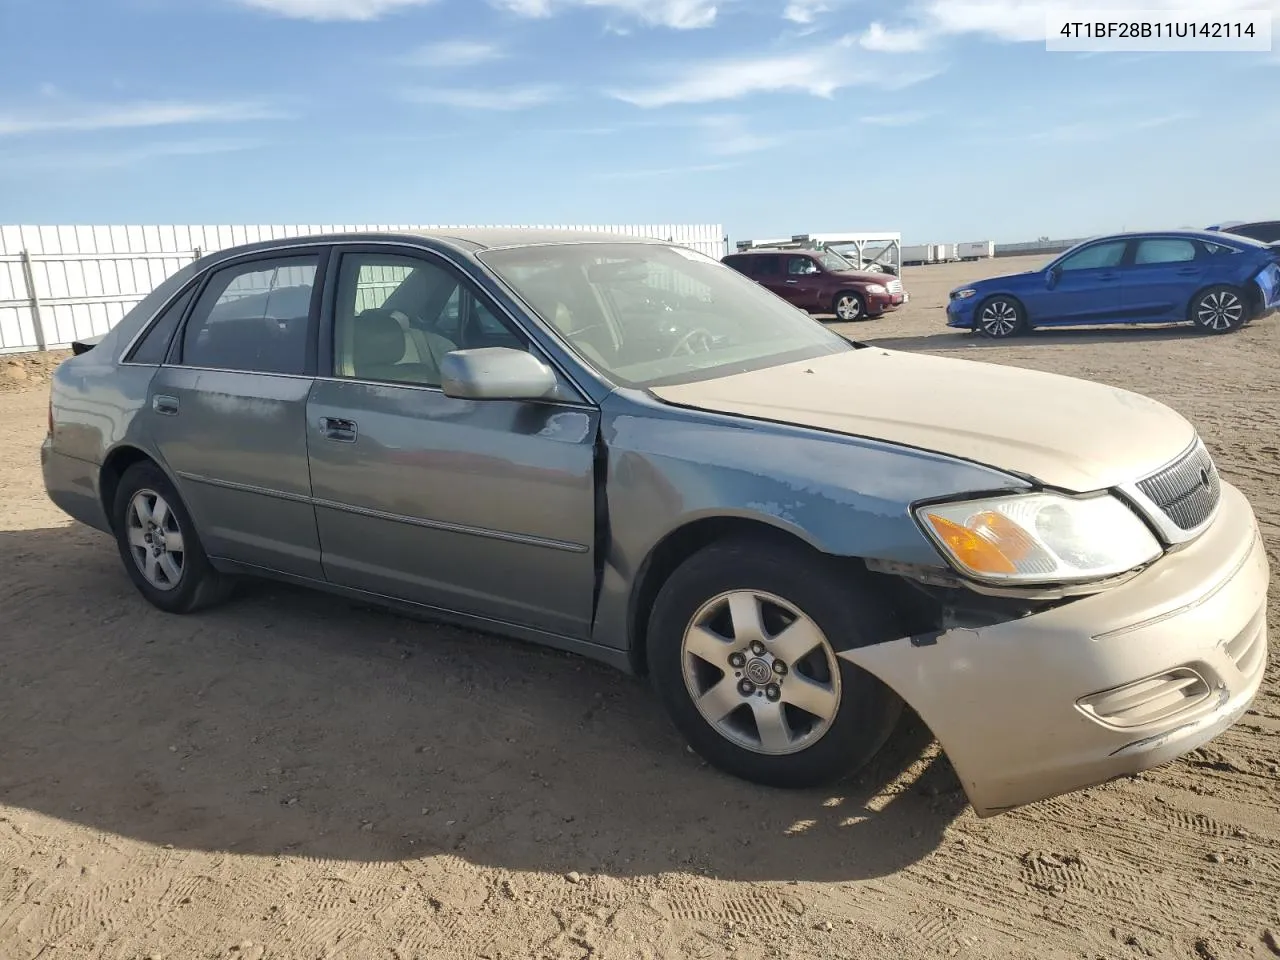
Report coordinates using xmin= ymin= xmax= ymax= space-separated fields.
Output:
xmin=1191 ymin=285 xmax=1248 ymax=334
xmin=976 ymin=296 xmax=1026 ymax=338
xmin=112 ymin=461 xmax=232 ymax=614
xmin=834 ymin=291 xmax=868 ymax=321
xmin=647 ymin=538 xmax=904 ymax=789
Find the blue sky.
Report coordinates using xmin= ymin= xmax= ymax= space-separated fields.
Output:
xmin=0 ymin=0 xmax=1276 ymax=243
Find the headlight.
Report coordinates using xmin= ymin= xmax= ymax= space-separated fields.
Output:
xmin=915 ymin=492 xmax=1162 ymax=584
xmin=951 ymin=288 xmax=977 ymax=300
xmin=865 ymin=283 xmax=887 ymax=294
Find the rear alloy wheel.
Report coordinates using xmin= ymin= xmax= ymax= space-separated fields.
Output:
xmin=112 ymin=460 xmax=233 ymax=614
xmin=976 ymin=296 xmax=1026 ymax=338
xmin=834 ymin=291 xmax=868 ymax=321
xmin=647 ymin=537 xmax=903 ymax=789
xmin=1191 ymin=285 xmax=1248 ymax=334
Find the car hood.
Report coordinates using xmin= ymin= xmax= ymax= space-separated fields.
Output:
xmin=649 ymin=349 xmax=1196 ymax=492
xmin=959 ymin=271 xmax=1037 ymax=293
xmin=836 ymin=269 xmax=891 ymax=283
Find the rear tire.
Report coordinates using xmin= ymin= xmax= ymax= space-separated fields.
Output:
xmin=834 ymin=291 xmax=868 ymax=321
xmin=112 ymin=461 xmax=233 ymax=614
xmin=647 ymin=537 xmax=904 ymax=789
xmin=1190 ymin=285 xmax=1249 ymax=334
xmin=976 ymin=296 xmax=1026 ymax=338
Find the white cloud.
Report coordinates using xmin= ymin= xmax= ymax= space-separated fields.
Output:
xmin=859 ymin=111 xmax=930 ymax=126
xmin=610 ymin=39 xmax=939 ymax=107
xmin=402 ymin=85 xmax=560 ymax=110
xmin=697 ymin=114 xmax=784 ymax=156
xmin=0 ymin=138 xmax=265 ymax=172
xmin=0 ymin=100 xmax=281 ymax=137
xmin=1133 ymin=111 xmax=1196 ymax=129
xmin=858 ymin=21 xmax=931 ymax=52
xmin=491 ymin=0 xmax=718 ymax=29
xmin=595 ymin=161 xmax=739 ymax=180
xmin=235 ymin=0 xmax=437 ymax=20
xmin=404 ymin=40 xmax=504 ymax=68
xmin=917 ymin=1 xmax=1046 ymax=42
xmin=782 ymin=0 xmax=829 ymax=24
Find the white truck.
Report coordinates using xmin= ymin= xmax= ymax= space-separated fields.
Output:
xmin=901 ymin=244 xmax=934 ymax=265
xmin=958 ymin=240 xmax=996 ymax=261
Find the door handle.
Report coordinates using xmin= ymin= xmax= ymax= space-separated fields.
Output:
xmin=1176 ymin=268 xmax=1200 ymax=275
xmin=320 ymin=417 xmax=358 ymax=442
xmin=1097 ymin=273 xmax=1118 ymax=281
xmin=785 ymin=279 xmax=799 ymax=284
xmin=152 ymin=395 xmax=179 ymax=416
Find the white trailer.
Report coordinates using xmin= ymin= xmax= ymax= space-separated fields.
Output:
xmin=958 ymin=240 xmax=996 ymax=261
xmin=935 ymin=243 xmax=958 ymax=262
xmin=901 ymin=244 xmax=934 ymax=265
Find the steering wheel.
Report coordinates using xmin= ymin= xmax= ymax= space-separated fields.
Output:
xmin=670 ymin=327 xmax=715 ymax=357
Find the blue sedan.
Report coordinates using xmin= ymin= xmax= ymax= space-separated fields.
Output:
xmin=946 ymin=230 xmax=1280 ymax=338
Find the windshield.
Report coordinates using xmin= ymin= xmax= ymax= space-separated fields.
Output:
xmin=478 ymin=242 xmax=853 ymax=388
xmin=817 ymin=249 xmax=852 ymax=271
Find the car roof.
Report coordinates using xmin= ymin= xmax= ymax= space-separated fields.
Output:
xmin=194 ymin=228 xmax=671 ymax=262
xmin=1091 ymin=228 xmax=1265 ymax=245
xmin=728 ymin=248 xmax=812 ymax=256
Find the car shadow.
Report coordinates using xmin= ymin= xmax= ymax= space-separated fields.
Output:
xmin=851 ymin=324 xmax=1212 ymax=353
xmin=0 ymin=525 xmax=965 ymax=884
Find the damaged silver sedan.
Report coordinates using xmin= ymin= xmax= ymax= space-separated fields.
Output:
xmin=43 ymin=229 xmax=1268 ymax=816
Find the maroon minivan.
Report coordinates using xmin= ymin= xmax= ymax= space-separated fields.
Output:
xmin=722 ymin=248 xmax=907 ymax=321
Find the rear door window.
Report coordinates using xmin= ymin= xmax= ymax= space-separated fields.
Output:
xmin=1134 ymin=239 xmax=1197 ymax=265
xmin=178 ymin=255 xmax=320 ymax=375
xmin=754 ymin=256 xmax=781 ymax=277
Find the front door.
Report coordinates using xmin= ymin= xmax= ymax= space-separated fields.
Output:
xmin=145 ymin=250 xmax=326 ymax=578
xmin=305 ymin=246 xmax=599 ymax=638
xmin=782 ymin=255 xmax=827 ymax=311
xmin=1035 ymin=239 xmax=1128 ymax=324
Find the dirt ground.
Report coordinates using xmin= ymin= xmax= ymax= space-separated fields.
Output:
xmin=1 ymin=256 xmax=1277 ymax=960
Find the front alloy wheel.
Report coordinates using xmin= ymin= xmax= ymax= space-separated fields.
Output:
xmin=681 ymin=590 xmax=841 ymax=756
xmin=647 ymin=537 xmax=904 ymax=789
xmin=977 ymin=297 xmax=1025 ymax=338
xmin=834 ymin=292 xmax=866 ymax=321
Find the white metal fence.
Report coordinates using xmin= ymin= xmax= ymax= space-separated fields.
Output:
xmin=0 ymin=223 xmax=727 ymax=354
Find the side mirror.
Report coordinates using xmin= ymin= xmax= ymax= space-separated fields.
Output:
xmin=440 ymin=347 xmax=559 ymax=402
xmin=1046 ymin=265 xmax=1061 ymax=289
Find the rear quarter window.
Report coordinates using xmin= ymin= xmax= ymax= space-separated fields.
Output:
xmin=125 ymin=287 xmax=196 ymax=365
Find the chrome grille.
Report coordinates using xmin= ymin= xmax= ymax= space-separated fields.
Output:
xmin=1137 ymin=442 xmax=1221 ymax=531
xmin=886 ymin=279 xmax=904 ymax=294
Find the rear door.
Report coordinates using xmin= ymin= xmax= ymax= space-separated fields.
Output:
xmin=751 ymin=255 xmax=791 ymax=301
xmin=1037 ymin=239 xmax=1128 ymax=323
xmin=305 ymin=245 xmax=599 ymax=638
xmin=145 ymin=249 xmax=327 ymax=578
xmin=1120 ymin=237 xmax=1203 ymax=321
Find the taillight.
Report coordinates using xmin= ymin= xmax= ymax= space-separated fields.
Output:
xmin=47 ymin=396 xmax=54 ymax=437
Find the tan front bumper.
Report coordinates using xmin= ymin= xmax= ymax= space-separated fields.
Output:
xmin=841 ymin=481 xmax=1269 ymax=817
